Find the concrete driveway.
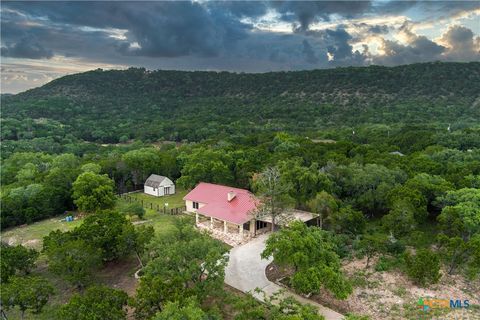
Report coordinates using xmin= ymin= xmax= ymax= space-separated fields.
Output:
xmin=225 ymin=233 xmax=344 ymax=320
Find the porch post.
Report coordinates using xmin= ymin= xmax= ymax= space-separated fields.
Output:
xmin=239 ymin=224 xmax=244 ymax=237
xmin=250 ymin=219 xmax=256 ymax=236
xmin=223 ymin=220 xmax=228 ymax=233
xmin=195 ymin=213 xmax=199 ymax=225
xmin=210 ymin=217 xmax=214 ymax=229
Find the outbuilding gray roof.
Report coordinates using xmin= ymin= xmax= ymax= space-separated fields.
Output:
xmin=145 ymin=174 xmax=171 ymax=188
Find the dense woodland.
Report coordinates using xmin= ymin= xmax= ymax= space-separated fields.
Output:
xmin=1 ymin=62 xmax=479 ymax=319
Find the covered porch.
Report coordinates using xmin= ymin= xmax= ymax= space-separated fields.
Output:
xmin=195 ymin=212 xmax=270 ymax=246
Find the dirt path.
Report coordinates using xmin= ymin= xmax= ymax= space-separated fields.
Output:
xmin=224 ymin=234 xmax=344 ymax=320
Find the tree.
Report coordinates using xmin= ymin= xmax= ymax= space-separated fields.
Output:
xmin=43 ymin=232 xmax=102 ymax=288
xmin=387 ymin=185 xmax=428 ymax=222
xmin=177 ymin=147 xmax=234 ymax=189
xmin=308 ymin=191 xmax=338 ymax=229
xmin=117 ymin=224 xmax=155 ymax=267
xmin=80 ymin=162 xmax=102 ymax=174
xmin=261 ymin=221 xmax=352 ymax=299
xmin=436 ymin=188 xmax=480 ymax=276
xmin=133 ymin=218 xmax=228 ymax=319
xmin=405 ymin=173 xmax=453 ymax=212
xmin=278 ymin=159 xmax=324 ymax=207
xmin=0 ymin=243 xmax=39 ymax=283
xmin=153 ymin=298 xmax=208 ymax=320
xmin=437 ymin=234 xmax=480 ymax=277
xmin=122 ymin=148 xmax=165 ymax=188
xmin=73 ymin=210 xmax=136 ymax=261
xmin=134 ymin=274 xmax=186 ymax=320
xmin=1 ymin=275 xmax=54 ymax=320
xmin=325 ymin=163 xmax=406 ymax=217
xmin=381 ymin=200 xmax=417 ymax=237
xmin=72 ymin=172 xmax=116 ymax=213
xmin=437 ymin=188 xmax=480 ymax=239
xmin=405 ymin=249 xmax=441 ymax=286
xmin=357 ymin=233 xmax=387 ymax=269
xmin=328 ymin=206 xmax=366 ymax=236
xmin=58 ymin=286 xmax=128 ymax=320
xmin=1 ymin=183 xmax=56 ymax=228
xmin=253 ymin=166 xmax=293 ymax=231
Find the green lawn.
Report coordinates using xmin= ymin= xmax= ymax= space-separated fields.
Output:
xmin=124 ymin=187 xmax=188 ymax=208
xmin=126 ymin=206 xmax=191 ymax=234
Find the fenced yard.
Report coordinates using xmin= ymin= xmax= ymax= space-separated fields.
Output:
xmin=119 ymin=188 xmax=188 ymax=215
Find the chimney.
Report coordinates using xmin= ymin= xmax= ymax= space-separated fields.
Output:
xmin=227 ymin=191 xmax=236 ymax=202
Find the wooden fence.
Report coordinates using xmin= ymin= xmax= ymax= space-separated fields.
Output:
xmin=118 ymin=193 xmax=186 ymax=215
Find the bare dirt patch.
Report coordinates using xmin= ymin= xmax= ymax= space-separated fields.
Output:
xmin=97 ymin=256 xmax=140 ymax=296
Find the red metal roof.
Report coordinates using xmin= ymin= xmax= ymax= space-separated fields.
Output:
xmin=183 ymin=182 xmax=258 ymax=225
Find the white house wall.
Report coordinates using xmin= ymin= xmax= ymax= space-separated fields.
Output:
xmin=159 ymin=178 xmax=174 ymax=186
xmin=144 ymin=179 xmax=176 ymax=197
xmin=144 ymin=185 xmax=158 ymax=196
xmin=159 ymin=178 xmax=175 ymax=195
xmin=185 ymin=200 xmax=205 ymax=212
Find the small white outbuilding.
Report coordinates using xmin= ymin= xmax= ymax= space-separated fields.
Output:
xmin=144 ymin=174 xmax=175 ymax=197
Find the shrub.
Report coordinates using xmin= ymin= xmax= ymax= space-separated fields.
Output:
xmin=345 ymin=314 xmax=370 ymax=320
xmin=374 ymin=256 xmax=395 ymax=272
xmin=386 ymin=239 xmax=406 ymax=255
xmin=120 ymin=202 xmax=145 ymax=219
xmin=405 ymin=249 xmax=441 ymax=286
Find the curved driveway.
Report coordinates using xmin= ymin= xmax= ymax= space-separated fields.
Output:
xmin=225 ymin=233 xmax=344 ymax=320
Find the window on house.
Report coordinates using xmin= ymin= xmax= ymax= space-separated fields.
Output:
xmin=193 ymin=202 xmax=199 ymax=209
xmin=256 ymin=221 xmax=268 ymax=229
xmin=164 ymin=187 xmax=170 ymax=195
xmin=153 ymin=187 xmax=156 ymax=191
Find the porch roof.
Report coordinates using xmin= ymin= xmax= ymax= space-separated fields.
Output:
xmin=256 ymin=209 xmax=317 ymax=226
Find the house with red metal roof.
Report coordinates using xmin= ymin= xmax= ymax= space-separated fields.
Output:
xmin=184 ymin=182 xmax=319 ymax=245
xmin=183 ymin=182 xmax=270 ymax=242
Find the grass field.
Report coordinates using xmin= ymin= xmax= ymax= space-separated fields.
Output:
xmin=1 ymin=189 xmax=190 ymax=251
xmin=125 ymin=205 xmax=191 ymax=234
xmin=125 ymin=187 xmax=188 ymax=208
xmin=1 ymin=212 xmax=83 ymax=251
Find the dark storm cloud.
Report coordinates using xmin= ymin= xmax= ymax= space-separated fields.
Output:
xmin=324 ymin=28 xmax=356 ymax=61
xmin=271 ymin=1 xmax=372 ymax=31
xmin=302 ymin=39 xmax=319 ymax=64
xmin=1 ymin=36 xmax=53 ymax=59
xmin=120 ymin=2 xmax=251 ymax=57
xmin=2 ymin=2 xmax=253 ymax=58
xmin=207 ymin=1 xmax=269 ymax=19
xmin=0 ymin=0 xmax=479 ymax=86
xmin=303 ymin=28 xmax=368 ymax=66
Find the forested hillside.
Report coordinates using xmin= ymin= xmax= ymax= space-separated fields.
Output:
xmin=2 ymin=62 xmax=479 ymax=147
xmin=1 ymin=62 xmax=479 ymax=319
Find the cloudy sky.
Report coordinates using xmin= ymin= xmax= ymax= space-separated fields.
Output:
xmin=1 ymin=1 xmax=479 ymax=93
